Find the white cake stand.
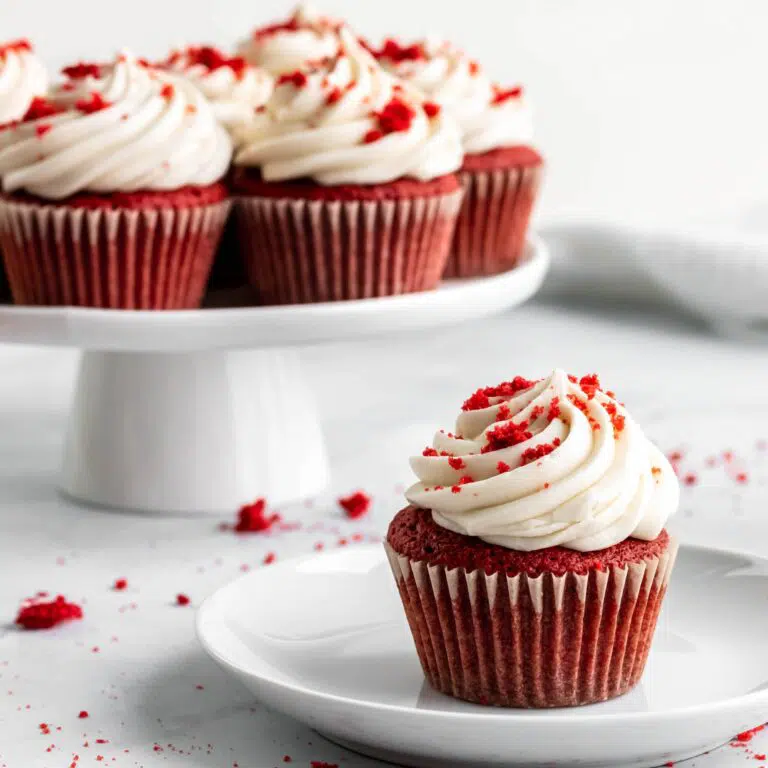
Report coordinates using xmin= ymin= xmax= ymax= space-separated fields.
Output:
xmin=0 ymin=236 xmax=549 ymax=515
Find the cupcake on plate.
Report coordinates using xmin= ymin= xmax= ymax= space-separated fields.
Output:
xmin=386 ymin=369 xmax=679 ymax=708
xmin=231 ymin=28 xmax=464 ymax=304
xmin=0 ymin=52 xmax=232 ymax=309
xmin=160 ymin=45 xmax=273 ymax=142
xmin=237 ymin=2 xmax=343 ymax=76
xmin=377 ymin=37 xmax=542 ymax=277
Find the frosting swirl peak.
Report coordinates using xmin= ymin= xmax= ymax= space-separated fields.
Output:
xmin=0 ymin=39 xmax=48 ymax=124
xmin=406 ymin=369 xmax=678 ymax=552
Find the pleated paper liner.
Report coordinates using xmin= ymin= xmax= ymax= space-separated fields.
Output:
xmin=235 ymin=189 xmax=463 ymax=305
xmin=446 ymin=163 xmax=543 ymax=279
xmin=0 ymin=198 xmax=231 ymax=309
xmin=385 ymin=537 xmax=678 ymax=708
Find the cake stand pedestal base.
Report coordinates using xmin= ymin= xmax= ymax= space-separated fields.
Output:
xmin=61 ymin=349 xmax=329 ymax=514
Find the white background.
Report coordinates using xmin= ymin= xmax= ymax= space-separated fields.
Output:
xmin=2 ymin=0 xmax=767 ymax=226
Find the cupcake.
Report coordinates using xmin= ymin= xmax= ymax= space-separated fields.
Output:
xmin=0 ymin=52 xmax=232 ymax=309
xmin=386 ymin=369 xmax=679 ymax=708
xmin=0 ymin=39 xmax=48 ymax=302
xmin=237 ymin=2 xmax=343 ymax=76
xmin=231 ymin=28 xmax=464 ymax=304
xmin=377 ymin=38 xmax=542 ymax=277
xmin=159 ymin=45 xmax=273 ymax=142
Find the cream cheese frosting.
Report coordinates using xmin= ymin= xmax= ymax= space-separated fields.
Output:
xmin=161 ymin=46 xmax=273 ymax=138
xmin=377 ymin=36 xmax=533 ymax=155
xmin=0 ymin=52 xmax=232 ymax=200
xmin=235 ymin=28 xmax=462 ymax=185
xmin=0 ymin=40 xmax=47 ymax=124
xmin=237 ymin=3 xmax=343 ymax=76
xmin=406 ymin=369 xmax=679 ymax=552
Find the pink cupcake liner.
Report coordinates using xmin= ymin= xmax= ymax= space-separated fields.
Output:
xmin=446 ymin=164 xmax=543 ymax=278
xmin=235 ymin=190 xmax=463 ymax=304
xmin=385 ymin=537 xmax=678 ymax=708
xmin=0 ymin=198 xmax=231 ymax=309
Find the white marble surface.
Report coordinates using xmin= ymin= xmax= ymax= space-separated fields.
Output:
xmin=1 ymin=299 xmax=768 ymax=768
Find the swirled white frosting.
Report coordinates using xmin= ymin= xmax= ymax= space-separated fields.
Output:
xmin=235 ymin=28 xmax=462 ymax=185
xmin=237 ymin=3 xmax=342 ymax=76
xmin=162 ymin=46 xmax=273 ymax=138
xmin=0 ymin=40 xmax=47 ymax=124
xmin=0 ymin=51 xmax=232 ymax=200
xmin=406 ymin=369 xmax=679 ymax=552
xmin=377 ymin=37 xmax=533 ymax=155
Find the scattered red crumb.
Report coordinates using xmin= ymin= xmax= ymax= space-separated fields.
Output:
xmin=35 ymin=123 xmax=52 ymax=138
xmin=578 ymin=373 xmax=601 ymax=399
xmin=423 ymin=101 xmax=441 ymax=118
xmin=520 ymin=438 xmax=562 ymax=467
xmin=283 ymin=757 xmax=292 ymax=763
xmin=492 ymin=85 xmax=523 ymax=105
xmin=547 ymin=397 xmax=561 ymax=421
xmin=603 ymin=401 xmax=626 ymax=436
xmin=170 ymin=46 xmax=248 ymax=78
xmin=160 ymin=83 xmax=174 ymax=100
xmin=186 ymin=104 xmax=197 ymax=115
xmin=15 ymin=595 xmax=83 ymax=630
xmin=263 ymin=552 xmax=276 ymax=565
xmin=723 ymin=450 xmax=734 ymax=462
xmin=497 ymin=461 xmax=511 ymax=474
xmin=40 ymin=723 xmax=51 ymax=734
xmin=235 ymin=499 xmax=281 ymax=533
xmin=252 ymin=16 xmax=301 ymax=40
xmin=451 ymin=476 xmax=473 ymax=494
xmin=175 ymin=594 xmax=190 ymax=606
xmin=736 ymin=472 xmax=749 ymax=484
xmin=277 ymin=70 xmax=308 ymax=88
xmin=469 ymin=60 xmax=480 ymax=76
xmin=529 ymin=405 xmax=545 ymax=421
xmin=75 ymin=92 xmax=111 ymax=114
xmin=351 ymin=533 xmax=364 ymax=542
xmin=482 ymin=420 xmax=532 ymax=453
xmin=377 ymin=38 xmax=426 ymax=63
xmin=62 ymin=62 xmax=102 ymax=79
xmin=113 ymin=579 xmax=127 ymax=591
xmin=310 ymin=762 xmax=338 ymax=768
xmin=95 ymin=739 xmax=108 ymax=744
xmin=736 ymin=725 xmax=766 ymax=743
xmin=447 ymin=457 xmax=466 ymax=470
xmin=338 ymin=491 xmax=371 ymax=520
xmin=314 ymin=542 xmax=324 ymax=551
xmin=462 ymin=377 xmax=535 ymax=411
xmin=195 ymin=684 xmax=204 ymax=690
xmin=664 ymin=763 xmax=674 ymax=767
xmin=422 ymin=447 xmax=438 ymax=457
xmin=326 ymin=86 xmax=343 ymax=105
xmin=363 ymin=128 xmax=384 ymax=144
xmin=368 ymin=97 xmax=416 ymax=141
xmin=91 ymin=646 xmax=99 ymax=653
xmin=22 ymin=97 xmax=64 ymax=123
xmin=668 ymin=451 xmax=684 ymax=462
xmin=755 ymin=755 xmax=766 ymax=761
xmin=683 ymin=473 xmax=697 ymax=486
xmin=77 ymin=711 xmax=88 ymax=719
xmin=0 ymin=39 xmax=32 ymax=58
xmin=337 ymin=538 xmax=348 ymax=546
xmin=651 ymin=466 xmax=662 ymax=477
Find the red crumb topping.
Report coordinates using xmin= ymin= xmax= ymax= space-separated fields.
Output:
xmin=160 ymin=83 xmax=175 ymax=101
xmin=482 ymin=420 xmax=532 ymax=453
xmin=15 ymin=595 xmax=83 ymax=630
xmin=252 ymin=16 xmax=301 ymax=40
xmin=310 ymin=763 xmax=338 ymax=768
xmin=22 ymin=97 xmax=64 ymax=123
xmin=0 ymin=39 xmax=32 ymax=58
xmin=469 ymin=60 xmax=480 ymax=76
xmin=173 ymin=46 xmax=248 ymax=78
xmin=451 ymin=476 xmax=473 ymax=494
xmin=578 ymin=373 xmax=601 ymax=399
xmin=78 ymin=711 xmax=88 ymax=719
xmin=520 ymin=438 xmax=562 ymax=467
xmin=651 ymin=466 xmax=662 ymax=477
xmin=736 ymin=725 xmax=765 ymax=742
xmin=363 ymin=128 xmax=384 ymax=144
xmin=277 ymin=70 xmax=308 ymax=88
xmin=176 ymin=594 xmax=190 ymax=606
xmin=263 ymin=552 xmax=276 ymax=565
xmin=462 ymin=377 xmax=535 ymax=411
xmin=736 ymin=472 xmax=749 ymax=484
xmin=113 ymin=579 xmax=127 ymax=591
xmin=604 ymin=401 xmax=626 ymax=436
xmin=338 ymin=491 xmax=371 ymax=520
xmin=547 ymin=397 xmax=561 ymax=421
xmin=529 ymin=405 xmax=545 ymax=420
xmin=497 ymin=403 xmax=511 ymax=421
xmin=364 ymin=97 xmax=417 ymax=143
xmin=62 ymin=62 xmax=102 ymax=79
xmin=377 ymin=38 xmax=427 ymax=63
xmin=497 ymin=461 xmax=511 ymax=473
xmin=325 ymin=86 xmax=343 ymax=105
xmin=283 ymin=758 xmax=292 ymax=764
xmin=35 ymin=123 xmax=52 ymax=138
xmin=492 ymin=85 xmax=523 ymax=105
xmin=422 ymin=447 xmax=438 ymax=457
xmin=683 ymin=473 xmax=697 ymax=486
xmin=235 ymin=498 xmax=281 ymax=533
xmin=76 ymin=92 xmax=111 ymax=114
xmin=448 ymin=457 xmax=466 ymax=470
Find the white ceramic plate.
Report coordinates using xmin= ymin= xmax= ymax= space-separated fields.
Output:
xmin=198 ymin=543 xmax=768 ymax=768
xmin=0 ymin=236 xmax=548 ymax=351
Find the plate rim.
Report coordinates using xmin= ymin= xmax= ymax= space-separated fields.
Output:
xmin=196 ymin=540 xmax=768 ymax=726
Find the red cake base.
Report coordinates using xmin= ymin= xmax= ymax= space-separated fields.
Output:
xmin=231 ymin=171 xmax=463 ymax=304
xmin=386 ymin=506 xmax=677 ymax=708
xmin=0 ymin=185 xmax=231 ymax=309
xmin=447 ymin=145 xmax=544 ymax=278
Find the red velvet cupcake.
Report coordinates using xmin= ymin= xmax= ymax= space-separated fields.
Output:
xmin=377 ymin=38 xmax=543 ymax=277
xmin=232 ymin=29 xmax=464 ymax=304
xmin=0 ymin=53 xmax=232 ymax=309
xmin=386 ymin=369 xmax=680 ymax=708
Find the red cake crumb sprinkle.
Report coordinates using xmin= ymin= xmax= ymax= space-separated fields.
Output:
xmin=253 ymin=16 xmax=301 ymax=40
xmin=462 ymin=377 xmax=535 ymax=411
xmin=447 ymin=457 xmax=466 ymax=470
xmin=175 ymin=593 xmax=190 ymax=606
xmin=77 ymin=711 xmax=88 ymax=719
xmin=652 ymin=466 xmax=662 ymax=477
xmin=737 ymin=726 xmax=766 ymax=742
xmin=547 ymin=397 xmax=561 ymax=421
xmin=492 ymin=85 xmax=523 ymax=105
xmin=160 ymin=83 xmax=175 ymax=100
xmin=482 ymin=420 xmax=532 ymax=453
xmin=664 ymin=763 xmax=674 ymax=767
xmin=736 ymin=472 xmax=749 ymax=484
xmin=363 ymin=128 xmax=384 ymax=143
xmin=755 ymin=755 xmax=766 ymax=761
xmin=35 ymin=123 xmax=52 ymax=138
xmin=497 ymin=461 xmax=511 ymax=474
xmin=277 ymin=70 xmax=308 ymax=88
xmin=451 ymin=476 xmax=473 ymax=493
xmin=263 ymin=552 xmax=276 ymax=565
xmin=469 ymin=60 xmax=480 ymax=76
xmin=176 ymin=46 xmax=248 ymax=78
xmin=683 ymin=473 xmax=697 ymax=486
xmin=668 ymin=450 xmax=684 ymax=462
xmin=235 ymin=498 xmax=281 ymax=533
xmin=338 ymin=491 xmax=371 ymax=519
xmin=325 ymin=86 xmax=343 ymax=105
xmin=15 ymin=595 xmax=83 ymax=630
xmin=377 ymin=38 xmax=427 ymax=63
xmin=422 ymin=447 xmax=438 ymax=457
xmin=423 ymin=101 xmax=441 ymax=118
xmin=62 ymin=62 xmax=102 ymax=79
xmin=283 ymin=757 xmax=292 ymax=764
xmin=0 ymin=39 xmax=32 ymax=58
xmin=310 ymin=762 xmax=338 ymax=768
xmin=40 ymin=723 xmax=51 ymax=734
xmin=113 ymin=578 xmax=127 ymax=591
xmin=496 ymin=403 xmax=511 ymax=421
xmin=604 ymin=401 xmax=626 ymax=436
xmin=76 ymin=92 xmax=111 ymax=114
xmin=22 ymin=97 xmax=64 ymax=123
xmin=521 ymin=438 xmax=562 ymax=467
xmin=368 ymin=97 xmax=416 ymax=140
xmin=529 ymin=405 xmax=545 ymax=420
